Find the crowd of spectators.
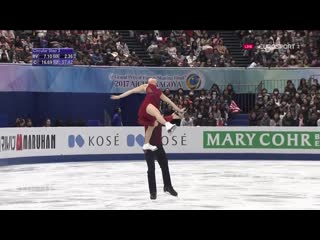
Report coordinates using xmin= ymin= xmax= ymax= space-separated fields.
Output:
xmin=14 ymin=118 xmax=33 ymax=127
xmin=135 ymin=30 xmax=235 ymax=67
xmin=160 ymin=84 xmax=237 ymax=126
xmin=15 ymin=118 xmax=52 ymax=127
xmin=13 ymin=117 xmax=91 ymax=127
xmin=0 ymin=30 xmax=33 ymax=63
xmin=249 ymin=77 xmax=320 ymax=126
xmin=3 ymin=30 xmax=320 ymax=68
xmin=239 ymin=30 xmax=320 ymax=67
xmin=0 ymin=30 xmax=144 ymax=66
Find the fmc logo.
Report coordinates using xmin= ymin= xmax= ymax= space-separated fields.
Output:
xmin=68 ymin=135 xmax=85 ymax=148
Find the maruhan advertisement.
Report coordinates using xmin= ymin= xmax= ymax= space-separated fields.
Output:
xmin=0 ymin=127 xmax=320 ymax=162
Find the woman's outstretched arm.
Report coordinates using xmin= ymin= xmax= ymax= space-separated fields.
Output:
xmin=111 ymin=84 xmax=148 ymax=100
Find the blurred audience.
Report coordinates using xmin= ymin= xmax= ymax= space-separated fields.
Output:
xmin=250 ymin=77 xmax=320 ymax=126
xmin=239 ymin=30 xmax=320 ymax=67
xmin=135 ymin=30 xmax=234 ymax=67
xmin=0 ymin=30 xmax=143 ymax=66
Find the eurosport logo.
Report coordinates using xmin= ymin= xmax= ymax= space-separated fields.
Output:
xmin=68 ymin=134 xmax=120 ymax=148
xmin=257 ymin=39 xmax=299 ymax=53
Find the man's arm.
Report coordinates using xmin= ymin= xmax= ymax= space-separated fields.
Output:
xmin=160 ymin=93 xmax=184 ymax=113
xmin=160 ymin=112 xmax=181 ymax=125
xmin=164 ymin=115 xmax=173 ymax=122
xmin=165 ymin=112 xmax=182 ymax=122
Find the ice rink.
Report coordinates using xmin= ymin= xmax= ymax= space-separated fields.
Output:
xmin=0 ymin=160 xmax=320 ymax=210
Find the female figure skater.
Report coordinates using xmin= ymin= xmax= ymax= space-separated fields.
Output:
xmin=111 ymin=78 xmax=185 ymax=151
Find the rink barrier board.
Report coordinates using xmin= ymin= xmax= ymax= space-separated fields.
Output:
xmin=0 ymin=127 xmax=320 ymax=165
xmin=1 ymin=153 xmax=320 ymax=166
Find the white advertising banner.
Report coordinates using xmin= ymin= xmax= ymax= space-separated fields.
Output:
xmin=0 ymin=127 xmax=320 ymax=160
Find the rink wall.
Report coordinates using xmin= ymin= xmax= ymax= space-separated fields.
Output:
xmin=2 ymin=64 xmax=320 ymax=127
xmin=0 ymin=127 xmax=320 ymax=165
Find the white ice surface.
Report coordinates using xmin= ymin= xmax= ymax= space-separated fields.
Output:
xmin=0 ymin=160 xmax=320 ymax=210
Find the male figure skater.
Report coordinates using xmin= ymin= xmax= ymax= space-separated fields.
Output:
xmin=144 ymin=112 xmax=182 ymax=200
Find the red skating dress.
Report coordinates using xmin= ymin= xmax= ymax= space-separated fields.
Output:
xmin=138 ymin=84 xmax=162 ymax=126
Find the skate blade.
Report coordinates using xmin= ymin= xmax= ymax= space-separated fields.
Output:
xmin=168 ymin=125 xmax=177 ymax=135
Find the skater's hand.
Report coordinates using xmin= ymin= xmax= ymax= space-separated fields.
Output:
xmin=174 ymin=110 xmax=186 ymax=119
xmin=179 ymin=108 xmax=186 ymax=113
xmin=176 ymin=108 xmax=186 ymax=118
xmin=110 ymin=95 xmax=120 ymax=100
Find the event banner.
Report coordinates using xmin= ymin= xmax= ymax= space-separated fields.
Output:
xmin=1 ymin=64 xmax=320 ymax=93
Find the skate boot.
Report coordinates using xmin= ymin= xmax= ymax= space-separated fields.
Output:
xmin=164 ymin=186 xmax=178 ymax=197
xmin=165 ymin=122 xmax=176 ymax=135
xmin=142 ymin=143 xmax=158 ymax=151
xmin=150 ymin=192 xmax=157 ymax=200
